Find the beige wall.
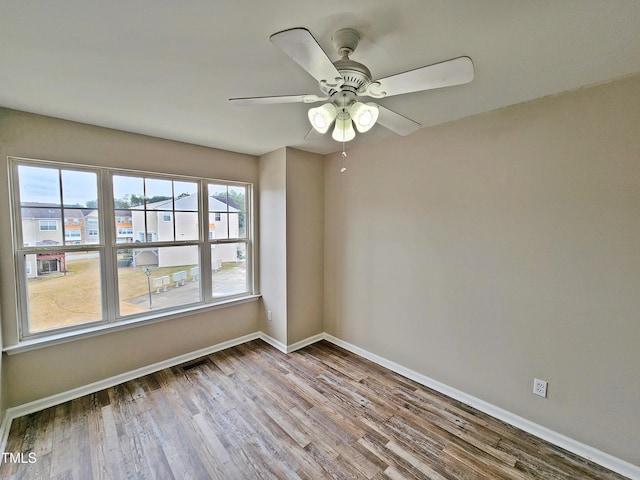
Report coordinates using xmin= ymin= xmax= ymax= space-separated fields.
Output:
xmin=286 ymin=148 xmax=324 ymax=344
xmin=324 ymin=74 xmax=640 ymax=465
xmin=0 ymin=108 xmax=260 ymax=407
xmin=258 ymin=148 xmax=288 ymax=343
xmin=258 ymin=147 xmax=325 ymax=345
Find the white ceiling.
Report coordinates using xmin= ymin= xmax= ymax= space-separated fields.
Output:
xmin=1 ymin=1 xmax=639 ymax=156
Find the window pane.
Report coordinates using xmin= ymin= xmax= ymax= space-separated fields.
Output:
xmin=211 ymin=242 xmax=247 ymax=298
xmin=208 ymin=184 xmax=227 ymax=210
xmin=145 ymin=178 xmax=173 ymax=210
xmin=21 ymin=207 xmax=63 ymax=246
xmin=61 ymin=170 xmax=98 ymax=208
xmin=18 ymin=166 xmax=100 ymax=248
xmin=113 ymin=175 xmax=144 ymax=208
xmin=26 ymin=251 xmax=102 ymax=333
xmin=18 ymin=165 xmax=61 ymax=206
xmin=174 ymin=181 xmax=198 ymax=211
xmin=175 ymin=212 xmax=199 ymax=241
xmin=209 ymin=212 xmax=229 ymax=240
xmin=228 ymin=186 xmax=246 ymax=211
xmin=118 ymin=246 xmax=201 ymax=315
xmin=209 ymin=184 xmax=245 ymax=240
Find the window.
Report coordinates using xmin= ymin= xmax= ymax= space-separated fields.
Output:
xmin=11 ymin=158 xmax=254 ymax=340
xmin=87 ymin=218 xmax=99 ymax=239
xmin=208 ymin=184 xmax=250 ymax=298
xmin=64 ymin=229 xmax=82 ymax=241
xmin=14 ymin=163 xmax=102 ymax=335
xmin=39 ymin=220 xmax=58 ymax=231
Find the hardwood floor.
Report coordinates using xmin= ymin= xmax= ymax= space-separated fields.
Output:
xmin=1 ymin=340 xmax=629 ymax=479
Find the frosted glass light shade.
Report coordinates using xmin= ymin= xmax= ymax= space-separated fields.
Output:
xmin=307 ymin=103 xmax=337 ymax=134
xmin=331 ymin=115 xmax=356 ymax=142
xmin=349 ymin=102 xmax=379 ymax=133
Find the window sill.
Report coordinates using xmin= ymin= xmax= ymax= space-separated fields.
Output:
xmin=2 ymin=294 xmax=261 ymax=355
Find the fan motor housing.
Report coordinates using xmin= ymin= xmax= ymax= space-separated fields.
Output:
xmin=321 ymin=27 xmax=373 ymax=96
xmin=334 ymin=58 xmax=372 ymax=92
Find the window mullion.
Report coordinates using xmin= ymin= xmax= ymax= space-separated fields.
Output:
xmin=102 ymin=170 xmax=118 ymax=322
xmin=200 ymin=179 xmax=212 ymax=302
xmin=58 ymin=169 xmax=66 ymax=245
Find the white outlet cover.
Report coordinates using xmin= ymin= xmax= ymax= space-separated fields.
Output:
xmin=533 ymin=378 xmax=548 ymax=397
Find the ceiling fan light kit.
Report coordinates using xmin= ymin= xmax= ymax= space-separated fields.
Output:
xmin=308 ymin=103 xmax=337 ymax=133
xmin=230 ymin=26 xmax=474 ymax=144
xmin=332 ymin=112 xmax=356 ymax=142
xmin=349 ymin=101 xmax=379 ymax=133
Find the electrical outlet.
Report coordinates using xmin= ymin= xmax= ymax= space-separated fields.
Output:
xmin=533 ymin=378 xmax=548 ymax=398
xmin=267 ymin=310 xmax=272 ymax=322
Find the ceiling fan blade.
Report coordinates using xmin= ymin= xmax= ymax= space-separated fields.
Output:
xmin=229 ymin=94 xmax=326 ymax=106
xmin=376 ymin=105 xmax=421 ymax=136
xmin=304 ymin=127 xmax=324 ymax=141
xmin=270 ymin=27 xmax=342 ymax=85
xmin=370 ymin=56 xmax=474 ymax=98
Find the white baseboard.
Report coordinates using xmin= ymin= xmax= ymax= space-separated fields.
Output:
xmin=285 ymin=333 xmax=325 ymax=353
xmin=1 ymin=330 xmax=638 ymax=479
xmin=257 ymin=332 xmax=324 ymax=353
xmin=321 ymin=333 xmax=640 ymax=480
xmin=0 ymin=332 xmax=261 ymax=453
xmin=257 ymin=332 xmax=288 ymax=353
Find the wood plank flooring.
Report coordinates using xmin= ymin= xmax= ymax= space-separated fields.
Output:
xmin=1 ymin=340 xmax=629 ymax=479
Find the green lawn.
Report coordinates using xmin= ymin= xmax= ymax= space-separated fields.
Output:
xmin=28 ymin=258 xmax=198 ymax=331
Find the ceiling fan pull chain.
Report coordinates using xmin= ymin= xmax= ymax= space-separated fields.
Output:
xmin=341 ymin=141 xmax=348 ymax=173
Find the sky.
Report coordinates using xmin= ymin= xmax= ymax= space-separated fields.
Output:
xmin=19 ymin=166 xmax=199 ymax=206
xmin=19 ymin=165 xmax=97 ymax=206
xmin=18 ymin=164 xmax=242 ymax=207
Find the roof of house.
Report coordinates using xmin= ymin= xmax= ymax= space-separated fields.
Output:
xmin=142 ymin=194 xmax=239 ymax=212
xmin=21 ymin=202 xmax=94 ymax=219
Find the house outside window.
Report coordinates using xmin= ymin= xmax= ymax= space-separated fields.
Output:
xmin=11 ymin=158 xmax=254 ymax=340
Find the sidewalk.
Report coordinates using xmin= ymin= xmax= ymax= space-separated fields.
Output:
xmin=124 ymin=266 xmax=246 ymax=310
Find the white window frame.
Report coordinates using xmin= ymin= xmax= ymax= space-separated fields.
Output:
xmin=9 ymin=157 xmax=255 ymax=343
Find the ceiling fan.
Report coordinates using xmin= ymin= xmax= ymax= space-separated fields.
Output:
xmin=230 ymin=27 xmax=474 ymax=143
